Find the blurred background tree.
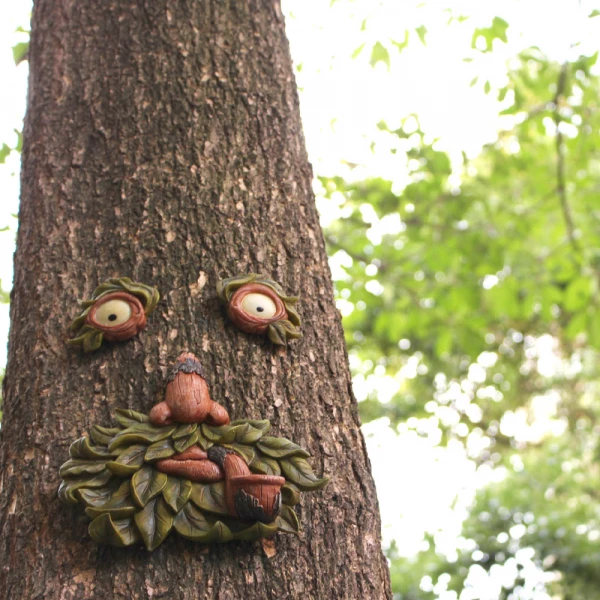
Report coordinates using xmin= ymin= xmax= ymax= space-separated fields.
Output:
xmin=2 ymin=1 xmax=600 ymax=598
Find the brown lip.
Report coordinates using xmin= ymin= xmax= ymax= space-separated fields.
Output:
xmin=155 ymin=456 xmax=223 ymax=482
xmin=169 ymin=447 xmax=208 ymax=461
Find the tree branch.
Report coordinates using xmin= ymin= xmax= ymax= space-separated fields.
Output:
xmin=553 ymin=62 xmax=581 ymax=255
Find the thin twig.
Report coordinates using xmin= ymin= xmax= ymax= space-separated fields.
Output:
xmin=553 ymin=62 xmax=581 ymax=255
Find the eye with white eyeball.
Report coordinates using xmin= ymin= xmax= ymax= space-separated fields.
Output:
xmin=241 ymin=293 xmax=277 ymax=319
xmin=94 ymin=299 xmax=133 ymax=327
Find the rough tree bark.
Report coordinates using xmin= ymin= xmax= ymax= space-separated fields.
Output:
xmin=0 ymin=1 xmax=392 ymax=599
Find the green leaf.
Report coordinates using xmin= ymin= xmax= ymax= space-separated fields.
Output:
xmin=588 ymin=311 xmax=600 ymax=350
xmin=250 ymin=456 xmax=281 ymax=476
xmin=564 ymin=277 xmax=591 ymax=312
xmin=12 ymin=41 xmax=28 ymax=65
xmin=89 ymin=277 xmax=160 ymax=314
xmin=173 ymin=429 xmax=199 ymax=454
xmin=351 ymin=43 xmax=365 ymax=59
xmin=173 ymin=502 xmax=213 ymax=540
xmin=435 ymin=329 xmax=453 ymax=357
xmin=370 ymin=42 xmax=390 ymax=69
xmin=492 ymin=16 xmax=509 ymax=43
xmin=77 ymin=485 xmax=120 ymax=508
xmin=69 ymin=436 xmax=116 ymax=460
xmin=0 ymin=144 xmax=10 ymax=164
xmin=256 ymin=436 xmax=311 ymax=459
xmin=189 ymin=482 xmax=228 ymax=515
xmin=108 ymin=423 xmax=176 ymax=452
xmin=230 ymin=520 xmax=279 ymax=541
xmin=415 ymin=25 xmax=427 ymax=45
xmin=58 ymin=469 xmax=114 ymax=505
xmin=472 ymin=17 xmax=509 ymax=52
xmin=280 ymin=456 xmax=330 ymax=491
xmin=267 ymin=320 xmax=301 ymax=345
xmin=202 ymin=422 xmax=265 ymax=445
xmin=85 ymin=480 xmax=137 ymax=519
xmin=59 ymin=458 xmax=108 ymax=478
xmin=172 ymin=423 xmax=198 ymax=440
xmin=230 ymin=443 xmax=256 ymax=465
xmin=549 ymin=256 xmax=578 ymax=283
xmin=196 ymin=429 xmax=211 ymax=450
xmin=90 ymin=425 xmax=120 ymax=446
xmin=114 ymin=408 xmax=150 ymax=428
xmin=276 ymin=505 xmax=300 ymax=534
xmin=83 ymin=329 xmax=104 ymax=352
xmin=173 ymin=503 xmax=232 ymax=542
xmin=231 ymin=423 xmax=266 ymax=444
xmin=392 ymin=31 xmax=410 ymax=53
xmin=13 ymin=129 xmax=22 ymax=153
xmin=230 ymin=419 xmax=271 ymax=434
xmin=145 ymin=438 xmax=176 ymax=462
xmin=202 ymin=423 xmax=228 ymax=443
xmin=130 ymin=465 xmax=168 ymax=508
xmin=106 ymin=444 xmax=147 ymax=476
xmin=88 ymin=514 xmax=140 ymax=547
xmin=566 ymin=311 xmax=587 ymax=340
xmin=281 ymin=483 xmax=301 ymax=506
xmin=162 ymin=476 xmax=193 ymax=513
xmin=134 ymin=496 xmax=174 ymax=551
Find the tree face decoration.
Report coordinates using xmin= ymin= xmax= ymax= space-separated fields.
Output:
xmin=69 ymin=277 xmax=160 ymax=352
xmin=217 ymin=274 xmax=301 ymax=345
xmin=58 ymin=353 xmax=328 ymax=550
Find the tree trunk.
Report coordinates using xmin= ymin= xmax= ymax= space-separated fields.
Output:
xmin=0 ymin=1 xmax=391 ymax=599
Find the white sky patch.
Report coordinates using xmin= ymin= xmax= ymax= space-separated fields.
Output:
xmin=0 ymin=3 xmax=31 ymax=367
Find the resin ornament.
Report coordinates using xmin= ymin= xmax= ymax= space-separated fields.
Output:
xmin=217 ymin=274 xmax=301 ymax=345
xmin=58 ymin=352 xmax=328 ymax=550
xmin=68 ymin=277 xmax=160 ymax=352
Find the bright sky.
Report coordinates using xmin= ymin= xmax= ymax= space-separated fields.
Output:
xmin=1 ymin=1 xmax=599 ymax=597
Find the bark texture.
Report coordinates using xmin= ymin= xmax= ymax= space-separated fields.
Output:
xmin=0 ymin=1 xmax=392 ymax=599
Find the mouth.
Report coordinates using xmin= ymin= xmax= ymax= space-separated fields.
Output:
xmin=155 ymin=446 xmax=224 ymax=482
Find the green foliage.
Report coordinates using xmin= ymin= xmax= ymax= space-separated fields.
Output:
xmin=11 ymin=42 xmax=28 ymax=66
xmin=0 ymin=129 xmax=21 ymax=166
xmin=0 ymin=145 xmax=10 ymax=165
xmin=0 ymin=280 xmax=9 ymax=304
xmin=326 ymin=9 xmax=600 ymax=598
xmin=58 ymin=409 xmax=327 ymax=550
xmin=471 ymin=16 xmax=509 ymax=52
xmin=1 ymin=27 xmax=28 ymax=165
xmin=370 ymin=41 xmax=390 ymax=69
xmin=12 ymin=25 xmax=29 ymax=66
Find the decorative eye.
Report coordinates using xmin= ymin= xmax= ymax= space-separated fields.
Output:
xmin=241 ymin=293 xmax=278 ymax=319
xmin=85 ymin=292 xmax=146 ymax=343
xmin=69 ymin=277 xmax=160 ymax=352
xmin=94 ymin=298 xmax=133 ymax=327
xmin=217 ymin=274 xmax=302 ymax=346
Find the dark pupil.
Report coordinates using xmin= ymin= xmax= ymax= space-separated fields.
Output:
xmin=108 ymin=314 xmax=118 ymax=322
xmin=256 ymin=307 xmax=264 ymax=313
